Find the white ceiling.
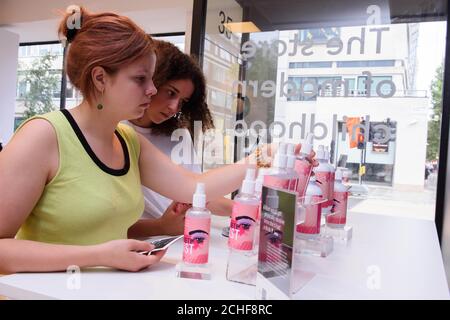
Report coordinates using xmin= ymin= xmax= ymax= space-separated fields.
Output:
xmin=0 ymin=0 xmax=192 ymax=42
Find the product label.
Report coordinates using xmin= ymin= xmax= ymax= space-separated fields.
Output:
xmin=326 ymin=191 xmax=348 ymax=225
xmin=315 ymin=171 xmax=331 ymax=206
xmin=294 ymin=159 xmax=312 ymax=196
xmin=228 ymin=202 xmax=259 ymax=250
xmin=259 ymin=199 xmax=286 ymax=264
xmin=264 ymin=175 xmax=290 ymax=190
xmin=297 ymin=195 xmax=323 ymax=234
xmin=182 ymin=217 xmax=211 ymax=264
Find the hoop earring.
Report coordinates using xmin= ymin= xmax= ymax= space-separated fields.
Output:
xmin=97 ymin=90 xmax=104 ymax=110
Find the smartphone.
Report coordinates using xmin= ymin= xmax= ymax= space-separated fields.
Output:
xmin=137 ymin=235 xmax=184 ymax=255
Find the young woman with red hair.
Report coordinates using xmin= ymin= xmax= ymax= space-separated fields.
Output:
xmin=125 ymin=40 xmax=233 ymax=237
xmin=0 ymin=7 xmax=314 ymax=274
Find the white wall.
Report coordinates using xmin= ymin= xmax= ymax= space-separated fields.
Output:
xmin=0 ymin=1 xmax=192 ymax=42
xmin=0 ymin=0 xmax=191 ymax=24
xmin=0 ymin=29 xmax=19 ymax=145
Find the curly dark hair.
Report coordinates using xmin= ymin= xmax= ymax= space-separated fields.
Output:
xmin=149 ymin=39 xmax=214 ymax=137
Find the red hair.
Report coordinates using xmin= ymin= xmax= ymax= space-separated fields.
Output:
xmin=58 ymin=6 xmax=154 ymax=103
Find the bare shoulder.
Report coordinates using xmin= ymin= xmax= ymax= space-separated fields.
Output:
xmin=1 ymin=119 xmax=58 ymax=180
xmin=14 ymin=118 xmax=56 ymax=143
xmin=8 ymin=119 xmax=57 ymax=155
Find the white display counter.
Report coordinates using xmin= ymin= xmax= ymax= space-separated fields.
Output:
xmin=0 ymin=213 xmax=448 ymax=300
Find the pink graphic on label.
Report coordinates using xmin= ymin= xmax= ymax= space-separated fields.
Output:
xmin=294 ymin=159 xmax=312 ymax=196
xmin=315 ymin=171 xmax=331 ymax=206
xmin=259 ymin=233 xmax=283 ymax=264
xmin=228 ymin=202 xmax=259 ymax=250
xmin=326 ymin=191 xmax=348 ymax=225
xmin=258 ymin=214 xmax=284 ymax=263
xmin=297 ymin=195 xmax=323 ymax=234
xmin=264 ymin=175 xmax=290 ymax=190
xmin=183 ymin=217 xmax=210 ymax=264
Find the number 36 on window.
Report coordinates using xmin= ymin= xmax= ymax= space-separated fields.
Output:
xmin=218 ymin=10 xmax=233 ymax=39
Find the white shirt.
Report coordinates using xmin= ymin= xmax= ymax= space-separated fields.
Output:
xmin=124 ymin=121 xmax=202 ymax=219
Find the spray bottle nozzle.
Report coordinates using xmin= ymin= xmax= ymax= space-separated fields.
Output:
xmin=278 ymin=142 xmax=287 ymax=154
xmin=241 ymin=168 xmax=256 ymax=195
xmin=286 ymin=143 xmax=296 ymax=169
xmin=195 ymin=183 xmax=205 ymax=194
xmin=193 ymin=182 xmax=206 ymax=208
xmin=300 ymin=133 xmax=314 ymax=155
xmin=335 ymin=168 xmax=343 ymax=181
xmin=286 ymin=143 xmax=295 ymax=156
xmin=316 ymin=145 xmax=326 ymax=160
xmin=245 ymin=168 xmax=256 ymax=181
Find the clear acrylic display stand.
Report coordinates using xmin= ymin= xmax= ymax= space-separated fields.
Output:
xmin=295 ymin=233 xmax=334 ymax=257
xmin=176 ymin=262 xmax=211 ymax=280
xmin=226 ymin=250 xmax=258 ymax=286
xmin=324 ymin=224 xmax=353 ymax=242
xmin=295 ymin=197 xmax=333 ymax=257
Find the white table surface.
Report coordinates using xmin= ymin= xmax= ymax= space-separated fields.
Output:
xmin=0 ymin=213 xmax=449 ymax=300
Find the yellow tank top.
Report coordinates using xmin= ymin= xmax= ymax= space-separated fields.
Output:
xmin=15 ymin=110 xmax=144 ymax=245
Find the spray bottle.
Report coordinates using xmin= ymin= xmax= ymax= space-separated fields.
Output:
xmin=294 ymin=133 xmax=314 ymax=197
xmin=177 ymin=183 xmax=212 ymax=279
xmin=228 ymin=168 xmax=260 ymax=251
xmin=226 ymin=168 xmax=260 ymax=285
xmin=296 ymin=176 xmax=324 ymax=237
xmin=325 ymin=146 xmax=336 ymax=209
xmin=286 ymin=143 xmax=300 ymax=192
xmin=326 ymin=168 xmax=349 ymax=228
xmin=313 ymin=145 xmax=332 ymax=215
xmin=263 ymin=142 xmax=290 ymax=190
xmin=253 ymin=168 xmax=269 ymax=255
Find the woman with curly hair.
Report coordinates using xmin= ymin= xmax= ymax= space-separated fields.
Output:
xmin=0 ymin=6 xmax=314 ymax=274
xmin=126 ymin=40 xmax=233 ymax=236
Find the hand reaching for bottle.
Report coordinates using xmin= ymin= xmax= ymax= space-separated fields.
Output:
xmin=253 ymin=142 xmax=318 ymax=168
xmin=158 ymin=201 xmax=191 ymax=236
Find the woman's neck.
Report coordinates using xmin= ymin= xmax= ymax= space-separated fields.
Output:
xmin=70 ymin=100 xmax=119 ymax=142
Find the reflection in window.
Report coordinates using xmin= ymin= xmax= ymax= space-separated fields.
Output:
xmin=344 ymin=78 xmax=356 ymax=92
xmin=299 ymin=28 xmax=340 ymax=43
xmin=210 ymin=89 xmax=228 ymax=107
xmin=287 ymin=76 xmax=343 ymax=101
xmin=357 ymin=76 xmax=392 ymax=95
xmin=289 ymin=61 xmax=333 ymax=68
xmin=337 ymin=60 xmax=396 ymax=68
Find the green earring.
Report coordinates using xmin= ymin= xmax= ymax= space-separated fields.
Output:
xmin=97 ymin=89 xmax=104 ymax=110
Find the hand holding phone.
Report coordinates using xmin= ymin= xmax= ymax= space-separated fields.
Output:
xmin=137 ymin=235 xmax=184 ymax=255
